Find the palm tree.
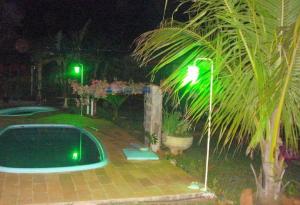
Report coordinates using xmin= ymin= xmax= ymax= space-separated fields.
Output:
xmin=133 ymin=0 xmax=300 ymax=202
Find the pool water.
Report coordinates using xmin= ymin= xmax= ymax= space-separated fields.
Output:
xmin=5 ymin=110 xmax=39 ymax=115
xmin=0 ymin=106 xmax=57 ymax=117
xmin=0 ymin=124 xmax=108 ymax=173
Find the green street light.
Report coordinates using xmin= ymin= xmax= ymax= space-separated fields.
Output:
xmin=73 ymin=64 xmax=83 ymax=85
xmin=73 ymin=63 xmax=84 ymax=115
xmin=183 ymin=65 xmax=199 ymax=85
xmin=74 ymin=66 xmax=81 ymax=74
xmin=184 ymin=57 xmax=214 ymax=192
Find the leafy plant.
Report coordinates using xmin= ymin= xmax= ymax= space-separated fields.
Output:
xmin=145 ymin=132 xmax=158 ymax=144
xmin=103 ymin=95 xmax=128 ymax=120
xmin=285 ymin=181 xmax=300 ymax=197
xmin=163 ymin=112 xmax=192 ymax=137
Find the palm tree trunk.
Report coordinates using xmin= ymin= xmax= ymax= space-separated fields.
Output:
xmin=63 ymin=96 xmax=68 ymax=108
xmin=36 ymin=63 xmax=42 ymax=103
xmin=63 ymin=79 xmax=69 ymax=108
xmin=258 ymin=111 xmax=285 ymax=203
xmin=62 ymin=61 xmax=68 ymax=108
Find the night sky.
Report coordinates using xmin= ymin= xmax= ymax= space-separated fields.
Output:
xmin=1 ymin=0 xmax=181 ymax=53
xmin=22 ymin=0 xmax=165 ymax=47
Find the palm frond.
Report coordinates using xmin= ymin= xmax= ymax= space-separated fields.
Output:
xmin=133 ymin=0 xmax=300 ymax=156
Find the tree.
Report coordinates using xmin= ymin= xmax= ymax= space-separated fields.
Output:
xmin=31 ymin=20 xmax=91 ymax=106
xmin=133 ymin=0 xmax=300 ymax=202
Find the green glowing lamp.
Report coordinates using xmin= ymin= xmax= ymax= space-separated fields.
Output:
xmin=74 ymin=66 xmax=81 ymax=74
xmin=72 ymin=152 xmax=79 ymax=160
xmin=71 ymin=63 xmax=84 ymax=116
xmin=183 ymin=65 xmax=199 ymax=86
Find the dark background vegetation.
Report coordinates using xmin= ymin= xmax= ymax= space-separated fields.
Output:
xmin=0 ymin=0 xmax=182 ymax=101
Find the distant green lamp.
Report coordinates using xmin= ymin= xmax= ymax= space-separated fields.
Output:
xmin=72 ymin=63 xmax=84 ymax=115
xmin=74 ymin=66 xmax=81 ymax=74
xmin=73 ymin=64 xmax=83 ymax=85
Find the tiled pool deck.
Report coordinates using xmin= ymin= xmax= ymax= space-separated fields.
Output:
xmin=0 ymin=125 xmax=214 ymax=205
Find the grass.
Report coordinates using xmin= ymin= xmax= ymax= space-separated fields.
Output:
xmin=170 ymin=140 xmax=259 ymax=203
xmin=0 ymin=111 xmax=116 ymax=134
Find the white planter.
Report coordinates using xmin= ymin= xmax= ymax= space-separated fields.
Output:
xmin=163 ymin=135 xmax=193 ymax=155
xmin=150 ymin=143 xmax=160 ymax=153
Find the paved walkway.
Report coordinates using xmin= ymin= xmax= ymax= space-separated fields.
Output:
xmin=0 ymin=120 xmax=214 ymax=205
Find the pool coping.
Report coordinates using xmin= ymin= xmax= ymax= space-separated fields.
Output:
xmin=29 ymin=192 xmax=216 ymax=205
xmin=0 ymin=124 xmax=108 ymax=174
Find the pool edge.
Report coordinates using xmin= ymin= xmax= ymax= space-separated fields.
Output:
xmin=0 ymin=124 xmax=109 ymax=174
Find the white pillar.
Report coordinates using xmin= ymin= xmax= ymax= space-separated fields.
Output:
xmin=86 ymin=97 xmax=90 ymax=115
xmin=144 ymin=85 xmax=162 ymax=152
xmin=37 ymin=63 xmax=42 ymax=103
xmin=90 ymin=98 xmax=94 ymax=116
xmin=30 ymin=66 xmax=34 ymax=96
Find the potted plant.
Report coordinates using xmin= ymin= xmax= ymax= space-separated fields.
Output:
xmin=145 ymin=132 xmax=159 ymax=152
xmin=162 ymin=112 xmax=193 ymax=155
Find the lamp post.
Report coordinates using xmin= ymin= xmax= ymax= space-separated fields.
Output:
xmin=184 ymin=57 xmax=214 ymax=191
xmin=74 ymin=64 xmax=83 ymax=116
xmin=199 ymin=58 xmax=214 ymax=192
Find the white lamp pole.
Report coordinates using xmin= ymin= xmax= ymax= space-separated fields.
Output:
xmin=80 ymin=64 xmax=83 ymax=116
xmin=74 ymin=64 xmax=84 ymax=116
xmin=195 ymin=57 xmax=213 ymax=191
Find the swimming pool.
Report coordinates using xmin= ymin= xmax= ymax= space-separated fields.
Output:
xmin=0 ymin=106 xmax=57 ymax=117
xmin=0 ymin=124 xmax=108 ymax=173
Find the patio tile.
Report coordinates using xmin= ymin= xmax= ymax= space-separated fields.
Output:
xmin=122 ymin=173 xmax=138 ymax=183
xmin=97 ymin=175 xmax=113 ymax=185
xmin=33 ymin=192 xmax=49 ymax=203
xmin=71 ymin=174 xmax=86 ymax=185
xmin=76 ymin=190 xmax=92 ymax=200
xmin=20 ymin=186 xmax=32 ymax=196
xmin=47 ymin=181 xmax=62 ymax=192
xmin=74 ymin=182 xmax=89 ymax=192
xmin=20 ymin=174 xmax=33 ymax=182
xmin=62 ymin=189 xmax=78 ymax=201
xmin=109 ymin=174 xmax=127 ymax=185
xmin=33 ymin=182 xmax=47 ymax=193
xmin=33 ymin=174 xmax=45 ymax=184
xmin=128 ymin=180 xmax=145 ymax=190
xmin=18 ymin=197 xmax=33 ymax=205
xmin=88 ymin=180 xmax=103 ymax=190
xmin=45 ymin=174 xmax=60 ymax=183
xmin=5 ymin=174 xmax=20 ymax=185
xmin=48 ymin=195 xmax=64 ymax=203
xmin=147 ymin=186 xmax=164 ymax=195
xmin=95 ymin=168 xmax=107 ymax=176
xmin=0 ymin=195 xmax=17 ymax=205
xmin=84 ymin=174 xmax=99 ymax=181
xmin=20 ymin=179 xmax=32 ymax=188
xmin=48 ymin=190 xmax=64 ymax=202
xmin=90 ymin=189 xmax=107 ymax=199
xmin=2 ymin=184 xmax=19 ymax=196
xmin=59 ymin=174 xmax=75 ymax=191
xmin=72 ymin=175 xmax=86 ymax=184
xmin=101 ymin=183 xmax=121 ymax=198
